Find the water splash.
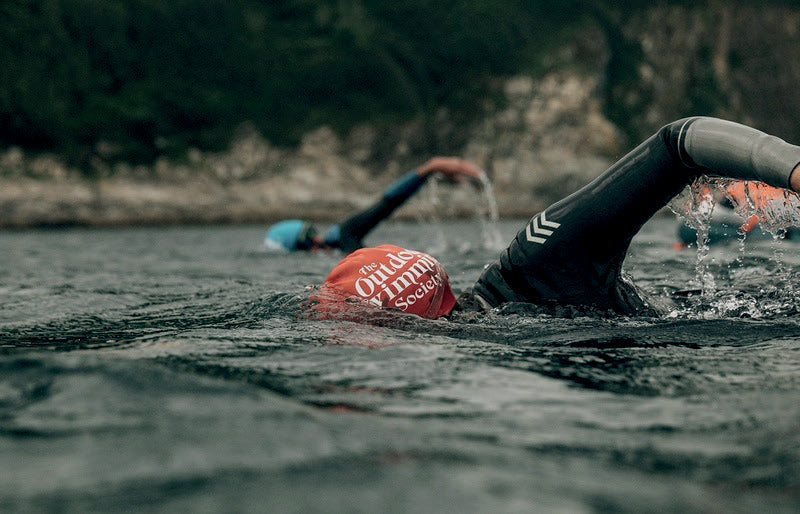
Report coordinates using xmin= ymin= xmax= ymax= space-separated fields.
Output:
xmin=668 ymin=178 xmax=716 ymax=293
xmin=476 ymin=169 xmax=505 ymax=251
xmin=414 ymin=169 xmax=505 ymax=253
xmin=724 ymin=179 xmax=800 ymax=233
xmin=418 ymin=179 xmax=448 ymax=255
xmin=704 ymin=179 xmax=800 ymax=304
xmin=667 ymin=176 xmax=800 ymax=238
xmin=669 ymin=177 xmax=800 ymax=317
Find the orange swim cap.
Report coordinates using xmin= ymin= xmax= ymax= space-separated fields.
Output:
xmin=320 ymin=245 xmax=456 ymax=319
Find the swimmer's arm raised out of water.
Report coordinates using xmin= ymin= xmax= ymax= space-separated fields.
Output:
xmin=468 ymin=117 xmax=800 ymax=316
xmin=334 ymin=158 xmax=482 ymax=253
xmin=417 ymin=157 xmax=482 ymax=184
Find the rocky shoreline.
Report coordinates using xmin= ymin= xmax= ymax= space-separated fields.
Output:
xmin=1 ymin=70 xmax=623 ymax=228
xmin=5 ymin=3 xmax=800 ymax=228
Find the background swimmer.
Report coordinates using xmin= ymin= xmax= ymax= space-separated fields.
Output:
xmin=265 ymin=157 xmax=481 ymax=253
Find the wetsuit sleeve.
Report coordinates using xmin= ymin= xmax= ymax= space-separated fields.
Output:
xmin=336 ymin=169 xmax=428 ymax=253
xmin=469 ymin=117 xmax=800 ymax=315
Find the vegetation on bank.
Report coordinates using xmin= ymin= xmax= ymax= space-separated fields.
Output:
xmin=1 ymin=0 xmax=795 ymax=173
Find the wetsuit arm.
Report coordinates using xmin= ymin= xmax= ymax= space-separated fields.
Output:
xmin=680 ymin=118 xmax=800 ymax=189
xmin=470 ymin=117 xmax=800 ymax=315
xmin=336 ymin=169 xmax=428 ymax=253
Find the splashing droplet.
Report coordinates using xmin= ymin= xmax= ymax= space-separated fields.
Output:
xmin=476 ymin=170 xmax=505 ymax=251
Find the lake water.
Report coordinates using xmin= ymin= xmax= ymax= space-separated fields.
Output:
xmin=1 ymin=216 xmax=799 ymax=513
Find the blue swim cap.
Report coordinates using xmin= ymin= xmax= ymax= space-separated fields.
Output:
xmin=265 ymin=220 xmax=318 ymax=251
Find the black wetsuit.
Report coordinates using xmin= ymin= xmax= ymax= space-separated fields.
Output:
xmin=461 ymin=117 xmax=800 ymax=316
xmin=322 ymin=170 xmax=428 ymax=254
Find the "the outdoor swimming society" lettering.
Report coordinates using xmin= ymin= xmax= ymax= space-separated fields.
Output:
xmin=354 ymin=249 xmax=441 ymax=310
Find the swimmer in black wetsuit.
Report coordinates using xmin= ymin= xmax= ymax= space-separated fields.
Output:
xmin=264 ymin=157 xmax=481 ymax=254
xmin=318 ymin=117 xmax=800 ymax=319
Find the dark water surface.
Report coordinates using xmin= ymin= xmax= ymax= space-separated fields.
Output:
xmin=1 ymin=217 xmax=799 ymax=513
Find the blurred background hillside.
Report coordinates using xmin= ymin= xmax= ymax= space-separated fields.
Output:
xmin=2 ymin=0 xmax=800 ymax=226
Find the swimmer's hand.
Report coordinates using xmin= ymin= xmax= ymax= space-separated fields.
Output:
xmin=418 ymin=157 xmax=482 ymax=185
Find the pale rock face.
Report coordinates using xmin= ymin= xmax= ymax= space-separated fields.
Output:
xmin=0 ymin=69 xmax=616 ymax=225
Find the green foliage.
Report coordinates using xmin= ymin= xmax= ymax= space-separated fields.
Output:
xmin=0 ymin=0 xmax=583 ymax=165
xmin=4 ymin=0 xmax=790 ymax=167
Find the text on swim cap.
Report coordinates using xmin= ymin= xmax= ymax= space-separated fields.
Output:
xmin=353 ymin=250 xmax=441 ymax=310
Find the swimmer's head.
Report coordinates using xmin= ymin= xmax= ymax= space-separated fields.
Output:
xmin=319 ymin=244 xmax=456 ymax=319
xmin=265 ymin=220 xmax=319 ymax=251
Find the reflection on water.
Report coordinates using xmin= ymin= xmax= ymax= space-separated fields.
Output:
xmin=1 ymin=218 xmax=800 ymax=513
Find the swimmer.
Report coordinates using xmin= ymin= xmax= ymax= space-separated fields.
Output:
xmin=264 ymin=157 xmax=482 ymax=253
xmin=316 ymin=117 xmax=800 ymax=319
xmin=674 ymin=180 xmax=796 ymax=248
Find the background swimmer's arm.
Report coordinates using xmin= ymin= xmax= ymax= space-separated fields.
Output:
xmin=337 ymin=158 xmax=481 ymax=253
xmin=417 ymin=157 xmax=481 ymax=184
xmin=335 ymin=169 xmax=427 ymax=253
